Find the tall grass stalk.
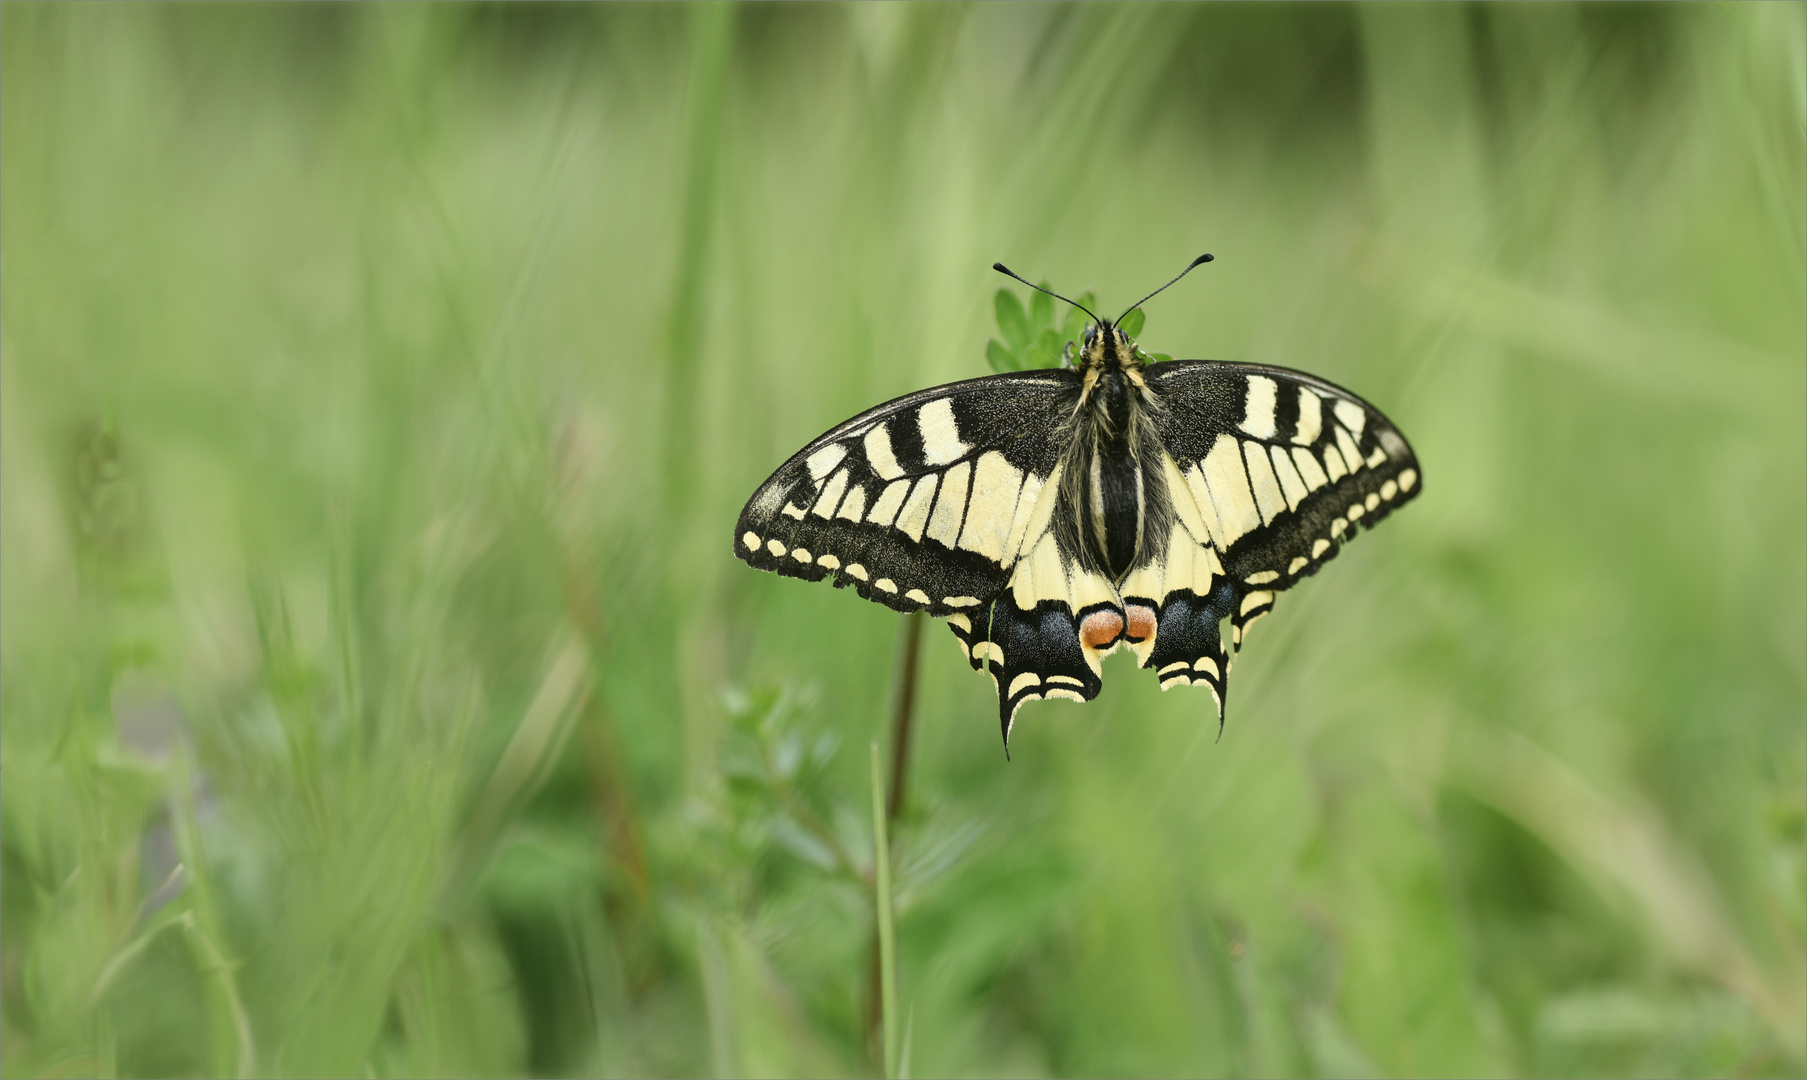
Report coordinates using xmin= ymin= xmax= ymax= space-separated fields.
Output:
xmin=870 ymin=740 xmax=900 ymax=1080
xmin=868 ymin=608 xmax=924 ymax=1051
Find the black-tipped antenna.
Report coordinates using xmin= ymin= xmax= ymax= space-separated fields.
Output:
xmin=1117 ymin=253 xmax=1213 ymax=323
xmin=992 ymin=262 xmax=1102 ymax=326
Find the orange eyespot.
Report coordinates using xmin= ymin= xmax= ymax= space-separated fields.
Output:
xmin=1080 ymin=609 xmax=1125 ymax=651
xmin=1124 ymin=604 xmax=1157 ymax=643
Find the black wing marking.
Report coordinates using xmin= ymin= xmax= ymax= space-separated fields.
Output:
xmin=1143 ymin=360 xmax=1423 ymax=649
xmin=734 ymin=369 xmax=1079 ymax=618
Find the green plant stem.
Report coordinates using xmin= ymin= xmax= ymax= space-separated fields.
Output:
xmin=869 ymin=611 xmax=924 ymax=1055
xmin=885 ymin=611 xmax=924 ymax=822
xmin=870 ymin=741 xmax=899 ymax=1080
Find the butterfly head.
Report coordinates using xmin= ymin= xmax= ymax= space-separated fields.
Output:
xmin=1079 ymin=321 xmax=1141 ymax=371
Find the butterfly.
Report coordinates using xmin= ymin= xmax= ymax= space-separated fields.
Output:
xmin=735 ymin=255 xmax=1421 ymax=750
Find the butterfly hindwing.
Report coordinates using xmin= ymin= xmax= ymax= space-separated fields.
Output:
xmin=950 ymin=597 xmax=1102 ymax=744
xmin=1116 ymin=491 xmax=1234 ymax=713
xmin=735 ymin=370 xmax=1078 ymax=616
xmin=948 ymin=520 xmax=1143 ymax=741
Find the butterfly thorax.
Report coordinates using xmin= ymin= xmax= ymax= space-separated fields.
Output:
xmin=1060 ymin=322 xmax=1172 ymax=583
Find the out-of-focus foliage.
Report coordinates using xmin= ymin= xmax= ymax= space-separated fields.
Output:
xmin=2 ymin=3 xmax=1802 ymax=1077
xmin=986 ymin=286 xmax=1098 ymax=372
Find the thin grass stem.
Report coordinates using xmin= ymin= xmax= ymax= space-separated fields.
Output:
xmin=869 ymin=610 xmax=924 ymax=1054
xmin=870 ymin=741 xmax=899 ymax=1080
xmin=885 ymin=611 xmax=924 ymax=822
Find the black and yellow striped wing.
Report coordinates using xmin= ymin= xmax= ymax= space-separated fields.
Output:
xmin=735 ymin=369 xmax=1081 ymax=615
xmin=1124 ymin=361 xmax=1421 ymax=703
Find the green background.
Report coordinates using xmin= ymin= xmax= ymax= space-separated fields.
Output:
xmin=3 ymin=3 xmax=1802 ymax=1077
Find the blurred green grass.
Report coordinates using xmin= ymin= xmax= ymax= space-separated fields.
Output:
xmin=2 ymin=3 xmax=1802 ymax=1077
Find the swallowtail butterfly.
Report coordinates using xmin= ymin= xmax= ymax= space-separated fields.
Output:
xmin=735 ymin=256 xmax=1421 ymax=749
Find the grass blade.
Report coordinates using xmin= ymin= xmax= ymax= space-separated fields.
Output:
xmin=870 ymin=740 xmax=899 ymax=1079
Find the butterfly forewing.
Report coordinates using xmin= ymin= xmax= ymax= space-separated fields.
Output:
xmin=735 ymin=369 xmax=1079 ymax=616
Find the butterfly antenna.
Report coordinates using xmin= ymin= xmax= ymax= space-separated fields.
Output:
xmin=1116 ymin=252 xmax=1213 ymax=323
xmin=992 ymin=263 xmax=1102 ymax=326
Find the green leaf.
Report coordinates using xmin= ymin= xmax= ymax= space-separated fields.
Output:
xmin=1026 ymin=328 xmax=1066 ymax=370
xmin=985 ymin=338 xmax=1019 ymax=373
xmin=1061 ymin=303 xmax=1088 ymax=347
xmin=1061 ymin=308 xmax=1083 ymax=345
xmin=993 ymin=289 xmax=1029 ymax=351
xmin=1029 ymin=283 xmax=1054 ymax=332
xmin=1145 ymin=352 xmax=1173 ymax=365
xmin=1118 ymin=307 xmax=1145 ymax=337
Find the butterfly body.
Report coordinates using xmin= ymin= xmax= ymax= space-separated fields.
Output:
xmin=1066 ymin=324 xmax=1164 ymax=581
xmin=736 ymin=296 xmax=1420 ymax=747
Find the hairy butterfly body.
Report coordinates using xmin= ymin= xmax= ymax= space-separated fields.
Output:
xmin=735 ymin=258 xmax=1421 ymax=750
